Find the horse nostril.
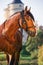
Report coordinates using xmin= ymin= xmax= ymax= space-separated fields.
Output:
xmin=30 ymin=31 xmax=32 ymax=34
xmin=28 ymin=31 xmax=32 ymax=35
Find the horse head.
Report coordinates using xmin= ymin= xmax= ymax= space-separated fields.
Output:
xmin=19 ymin=6 xmax=36 ymax=37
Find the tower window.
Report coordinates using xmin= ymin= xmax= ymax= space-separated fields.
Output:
xmin=19 ymin=5 xmax=22 ymax=7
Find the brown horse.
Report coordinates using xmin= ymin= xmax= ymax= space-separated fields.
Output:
xmin=0 ymin=6 xmax=36 ymax=65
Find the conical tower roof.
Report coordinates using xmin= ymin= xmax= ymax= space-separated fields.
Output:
xmin=11 ymin=0 xmax=23 ymax=4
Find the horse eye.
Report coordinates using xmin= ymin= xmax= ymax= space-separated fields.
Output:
xmin=27 ymin=18 xmax=29 ymax=21
xmin=23 ymin=21 xmax=26 ymax=24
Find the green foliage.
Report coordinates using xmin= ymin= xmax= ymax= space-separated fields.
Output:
xmin=21 ymin=45 xmax=31 ymax=57
xmin=38 ymin=45 xmax=43 ymax=65
xmin=21 ymin=29 xmax=43 ymax=60
xmin=37 ymin=30 xmax=43 ymax=44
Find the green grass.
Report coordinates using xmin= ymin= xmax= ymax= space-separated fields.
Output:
xmin=0 ymin=52 xmax=38 ymax=65
xmin=20 ymin=54 xmax=33 ymax=60
xmin=0 ymin=61 xmax=7 ymax=65
xmin=0 ymin=54 xmax=6 ymax=61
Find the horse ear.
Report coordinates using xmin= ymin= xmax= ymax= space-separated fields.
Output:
xmin=28 ymin=7 xmax=31 ymax=12
xmin=24 ymin=6 xmax=27 ymax=14
xmin=25 ymin=6 xmax=27 ymax=11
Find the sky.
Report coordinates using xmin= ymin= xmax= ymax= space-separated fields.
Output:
xmin=0 ymin=0 xmax=43 ymax=26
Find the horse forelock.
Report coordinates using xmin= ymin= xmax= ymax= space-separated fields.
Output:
xmin=26 ymin=11 xmax=35 ymax=21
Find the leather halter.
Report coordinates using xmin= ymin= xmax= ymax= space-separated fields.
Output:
xmin=19 ymin=11 xmax=28 ymax=31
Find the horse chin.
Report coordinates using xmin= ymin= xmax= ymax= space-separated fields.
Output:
xmin=30 ymin=33 xmax=35 ymax=37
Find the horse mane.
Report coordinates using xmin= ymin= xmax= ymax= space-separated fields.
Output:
xmin=3 ymin=10 xmax=35 ymax=26
xmin=10 ymin=11 xmax=20 ymax=18
xmin=2 ymin=12 xmax=20 ymax=26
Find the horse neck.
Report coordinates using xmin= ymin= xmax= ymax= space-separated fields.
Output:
xmin=5 ymin=13 xmax=21 ymax=38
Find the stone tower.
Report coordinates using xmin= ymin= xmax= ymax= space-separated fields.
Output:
xmin=4 ymin=0 xmax=24 ymax=19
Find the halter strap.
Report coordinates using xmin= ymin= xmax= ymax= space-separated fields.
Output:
xmin=20 ymin=11 xmax=29 ymax=31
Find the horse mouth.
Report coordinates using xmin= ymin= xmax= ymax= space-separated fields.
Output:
xmin=28 ymin=31 xmax=36 ymax=37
